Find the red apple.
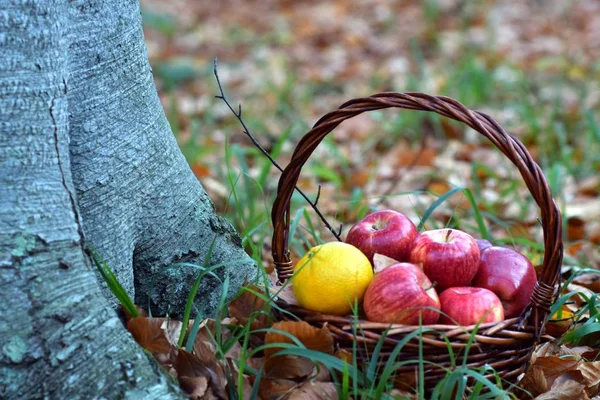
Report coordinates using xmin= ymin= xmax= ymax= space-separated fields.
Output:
xmin=363 ymin=263 xmax=440 ymax=325
xmin=346 ymin=210 xmax=418 ymax=265
xmin=473 ymin=246 xmax=537 ymax=318
xmin=409 ymin=228 xmax=480 ymax=290
xmin=439 ymin=287 xmax=504 ymax=325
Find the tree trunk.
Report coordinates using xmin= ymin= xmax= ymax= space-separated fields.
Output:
xmin=66 ymin=0 xmax=256 ymax=318
xmin=1 ymin=0 xmax=256 ymax=397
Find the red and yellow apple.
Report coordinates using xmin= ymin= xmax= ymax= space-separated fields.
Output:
xmin=345 ymin=210 xmax=418 ymax=265
xmin=409 ymin=228 xmax=480 ymax=290
xmin=472 ymin=246 xmax=537 ymax=318
xmin=438 ymin=287 xmax=504 ymax=325
xmin=363 ymin=263 xmax=440 ymax=325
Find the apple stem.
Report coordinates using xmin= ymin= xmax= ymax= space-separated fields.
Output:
xmin=444 ymin=229 xmax=452 ymax=243
xmin=425 ymin=282 xmax=437 ymax=292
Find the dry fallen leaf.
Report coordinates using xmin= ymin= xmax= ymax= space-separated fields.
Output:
xmin=121 ymin=304 xmax=148 ymax=321
xmin=267 ymin=284 xmax=300 ymax=306
xmin=175 ymin=349 xmax=227 ymax=400
xmin=127 ymin=317 xmax=174 ymax=355
xmin=534 ymin=371 xmax=586 ymax=399
xmin=579 ymin=361 xmax=600 ymax=396
xmin=389 ymin=389 xmax=418 ymax=399
xmin=565 ymin=283 xmax=597 ymax=308
xmin=567 ymin=217 xmax=586 ymax=241
xmin=335 ymin=348 xmax=353 ymax=364
xmin=258 ymin=377 xmax=297 ymax=400
xmin=265 ymin=321 xmax=334 ymax=358
xmin=264 ymin=354 xmax=315 ymax=380
xmin=264 ymin=321 xmax=334 ymax=380
xmin=520 ymin=366 xmax=549 ymax=398
xmin=228 ymin=285 xmax=271 ymax=331
xmin=287 ymin=382 xmax=339 ymax=400
xmin=178 ymin=375 xmax=209 ymax=400
xmin=373 ymin=253 xmax=401 ymax=273
xmin=572 ymin=273 xmax=600 ymax=293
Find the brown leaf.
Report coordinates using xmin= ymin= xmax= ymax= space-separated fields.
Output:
xmin=388 ymin=388 xmax=419 ymax=400
xmin=579 ymin=361 xmax=600 ymax=395
xmin=237 ymin=375 xmax=256 ymax=400
xmin=577 ymin=176 xmax=600 ymax=197
xmin=265 ymin=321 xmax=334 ymax=358
xmin=188 ymin=318 xmax=240 ymax=359
xmin=268 ymin=284 xmax=300 ymax=306
xmin=175 ymin=349 xmax=211 ymax=381
xmin=565 ymin=283 xmax=597 ymax=307
xmin=191 ymin=162 xmax=211 ymax=179
xmin=559 ymin=345 xmax=598 ymax=359
xmin=127 ymin=317 xmax=173 ymax=355
xmin=228 ymin=285 xmax=271 ymax=331
xmin=530 ymin=356 xmax=581 ymax=389
xmin=162 ymin=319 xmax=184 ymax=348
xmin=192 ymin=338 xmax=219 ymax=369
xmin=287 ymin=382 xmax=338 ymax=400
xmin=175 ymin=349 xmax=227 ymax=400
xmin=533 ymin=341 xmax=560 ymax=359
xmin=373 ymin=253 xmax=400 ymax=273
xmin=178 ymin=376 xmax=208 ymax=400
xmin=534 ymin=371 xmax=586 ymax=399
xmin=121 ymin=304 xmax=148 ymax=321
xmin=519 ymin=366 xmax=548 ymax=398
xmin=264 ymin=355 xmax=315 ymax=379
xmin=192 ymin=334 xmax=229 ymax=392
xmin=394 ymin=370 xmax=418 ymax=393
xmin=258 ymin=377 xmax=297 ymax=400
xmin=567 ymin=217 xmax=586 ymax=241
xmin=264 ymin=321 xmax=334 ymax=379
xmin=335 ymin=349 xmax=353 ymax=365
xmin=544 ymin=322 xmax=571 ymax=339
xmin=573 ymin=273 xmax=600 ymax=293
xmin=224 ymin=357 xmax=257 ymax=400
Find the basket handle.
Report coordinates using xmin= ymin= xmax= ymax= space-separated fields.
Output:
xmin=271 ymin=92 xmax=563 ymax=325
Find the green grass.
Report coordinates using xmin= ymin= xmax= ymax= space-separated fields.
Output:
xmin=160 ymin=61 xmax=593 ymax=397
xmin=135 ymin=3 xmax=600 ymax=396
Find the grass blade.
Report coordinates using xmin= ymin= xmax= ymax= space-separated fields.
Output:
xmin=417 ymin=186 xmax=465 ymax=231
xmin=178 ymin=235 xmax=219 ymax=347
xmin=88 ymin=246 xmax=138 ymax=318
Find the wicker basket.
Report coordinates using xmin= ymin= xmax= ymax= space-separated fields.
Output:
xmin=270 ymin=92 xmax=563 ymax=392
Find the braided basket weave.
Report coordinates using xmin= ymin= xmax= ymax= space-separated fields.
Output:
xmin=270 ymin=92 xmax=563 ymax=391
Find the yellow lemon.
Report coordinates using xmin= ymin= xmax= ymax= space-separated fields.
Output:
xmin=292 ymin=242 xmax=373 ymax=315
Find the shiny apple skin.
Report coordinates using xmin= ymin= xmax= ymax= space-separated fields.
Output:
xmin=473 ymin=246 xmax=537 ymax=318
xmin=438 ymin=287 xmax=504 ymax=325
xmin=409 ymin=229 xmax=480 ymax=290
xmin=346 ymin=210 xmax=418 ymax=265
xmin=476 ymin=239 xmax=493 ymax=253
xmin=363 ymin=263 xmax=440 ymax=325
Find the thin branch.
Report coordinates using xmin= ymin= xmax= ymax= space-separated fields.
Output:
xmin=213 ymin=58 xmax=342 ymax=241
xmin=314 ymin=185 xmax=321 ymax=206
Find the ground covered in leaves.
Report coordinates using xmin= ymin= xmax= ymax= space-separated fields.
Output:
xmin=136 ymin=0 xmax=600 ymax=398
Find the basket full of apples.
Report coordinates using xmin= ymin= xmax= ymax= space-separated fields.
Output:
xmin=270 ymin=92 xmax=563 ymax=391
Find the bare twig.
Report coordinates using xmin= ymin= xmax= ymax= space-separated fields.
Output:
xmin=213 ymin=58 xmax=342 ymax=241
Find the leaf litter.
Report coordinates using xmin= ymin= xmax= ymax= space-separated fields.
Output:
xmin=134 ymin=0 xmax=600 ymax=397
xmin=123 ymin=278 xmax=600 ymax=399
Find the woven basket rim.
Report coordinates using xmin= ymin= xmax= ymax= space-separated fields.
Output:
xmin=270 ymin=91 xmax=563 ymax=336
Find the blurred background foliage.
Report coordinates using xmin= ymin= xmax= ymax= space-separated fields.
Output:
xmin=140 ymin=0 xmax=599 ymax=270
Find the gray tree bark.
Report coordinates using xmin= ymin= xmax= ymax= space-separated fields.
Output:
xmin=1 ymin=0 xmax=256 ymax=398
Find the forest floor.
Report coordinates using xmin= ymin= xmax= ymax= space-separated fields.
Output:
xmin=135 ymin=0 xmax=600 ymax=397
xmin=141 ymin=0 xmax=599 ymax=267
